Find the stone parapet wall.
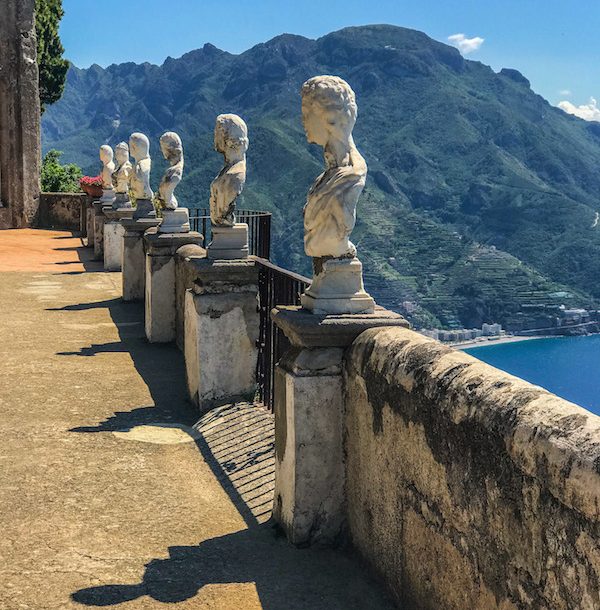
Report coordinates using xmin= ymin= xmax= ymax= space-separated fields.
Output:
xmin=344 ymin=326 xmax=600 ymax=610
xmin=37 ymin=193 xmax=87 ymax=231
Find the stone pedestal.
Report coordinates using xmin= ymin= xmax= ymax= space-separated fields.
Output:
xmin=184 ymin=259 xmax=259 ymax=410
xmin=93 ymin=202 xmax=109 ymax=260
xmin=99 ymin=188 xmax=115 ymax=207
xmin=207 ymin=223 xmax=249 ymax=260
xmin=86 ymin=199 xmax=99 ymax=247
xmin=112 ymin=192 xmax=131 ymax=210
xmin=301 ymin=257 xmax=375 ymax=315
xmin=133 ymin=198 xmax=156 ymax=220
xmin=121 ymin=217 xmax=161 ymax=302
xmin=103 ymin=208 xmax=133 ymax=271
xmin=159 ymin=207 xmax=190 ymax=234
xmin=143 ymin=229 xmax=203 ymax=343
xmin=271 ymin=306 xmax=409 ymax=546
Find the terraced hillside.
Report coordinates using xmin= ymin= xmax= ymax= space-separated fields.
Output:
xmin=42 ymin=25 xmax=600 ymax=328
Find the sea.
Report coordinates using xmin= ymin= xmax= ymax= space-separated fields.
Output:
xmin=464 ymin=335 xmax=600 ymax=417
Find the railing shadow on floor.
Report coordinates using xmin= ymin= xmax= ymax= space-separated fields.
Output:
xmin=47 ymin=296 xmax=396 ymax=609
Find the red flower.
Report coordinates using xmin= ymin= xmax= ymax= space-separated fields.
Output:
xmin=79 ymin=175 xmax=103 ymax=187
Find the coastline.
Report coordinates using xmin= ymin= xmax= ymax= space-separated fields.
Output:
xmin=452 ymin=335 xmax=551 ymax=350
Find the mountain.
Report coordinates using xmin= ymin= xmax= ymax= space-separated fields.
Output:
xmin=42 ymin=25 xmax=600 ymax=330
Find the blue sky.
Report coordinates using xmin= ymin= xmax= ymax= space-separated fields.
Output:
xmin=61 ymin=0 xmax=600 ymax=116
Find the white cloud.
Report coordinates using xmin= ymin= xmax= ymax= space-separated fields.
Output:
xmin=558 ymin=97 xmax=600 ymax=122
xmin=559 ymin=89 xmax=572 ymax=97
xmin=447 ymin=33 xmax=485 ymax=55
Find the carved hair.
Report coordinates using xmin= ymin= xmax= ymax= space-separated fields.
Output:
xmin=160 ymin=131 xmax=183 ymax=163
xmin=215 ymin=114 xmax=249 ymax=156
xmin=129 ymin=132 xmax=150 ymax=158
xmin=99 ymin=144 xmax=113 ymax=162
xmin=115 ymin=141 xmax=129 ymax=153
xmin=301 ymin=75 xmax=357 ymax=136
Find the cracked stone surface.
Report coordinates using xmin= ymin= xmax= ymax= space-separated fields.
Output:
xmin=0 ymin=230 xmax=396 ymax=610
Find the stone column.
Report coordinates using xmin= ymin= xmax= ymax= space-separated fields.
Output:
xmin=271 ymin=306 xmax=409 ymax=546
xmin=121 ymin=217 xmax=160 ymax=301
xmin=103 ymin=208 xmax=133 ymax=271
xmin=86 ymin=199 xmax=97 ymax=247
xmin=143 ymin=228 xmax=203 ymax=343
xmin=0 ymin=0 xmax=40 ymax=229
xmin=184 ymin=259 xmax=259 ymax=410
xmin=93 ymin=201 xmax=109 ymax=260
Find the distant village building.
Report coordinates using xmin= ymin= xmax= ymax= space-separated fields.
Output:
xmin=482 ymin=323 xmax=502 ymax=336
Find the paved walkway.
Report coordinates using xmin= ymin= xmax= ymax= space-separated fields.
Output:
xmin=0 ymin=230 xmax=395 ymax=610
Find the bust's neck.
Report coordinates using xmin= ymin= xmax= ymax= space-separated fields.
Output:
xmin=224 ymin=149 xmax=245 ymax=166
xmin=324 ymin=135 xmax=354 ymax=169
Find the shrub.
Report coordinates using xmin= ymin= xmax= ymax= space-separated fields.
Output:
xmin=40 ymin=149 xmax=83 ymax=192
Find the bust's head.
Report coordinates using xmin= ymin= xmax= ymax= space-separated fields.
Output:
xmin=114 ymin=142 xmax=129 ymax=165
xmin=129 ymin=132 xmax=150 ymax=161
xmin=301 ymin=75 xmax=357 ymax=147
xmin=160 ymin=131 xmax=183 ymax=164
xmin=99 ymin=144 xmax=113 ymax=164
xmin=214 ymin=114 xmax=248 ymax=160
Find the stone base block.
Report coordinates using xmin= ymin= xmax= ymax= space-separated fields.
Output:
xmin=121 ymin=218 xmax=160 ymax=302
xmin=301 ymin=257 xmax=375 ymax=315
xmin=99 ymin=188 xmax=116 ymax=206
xmin=273 ymin=347 xmax=345 ymax=546
xmin=103 ymin=220 xmax=126 ymax=271
xmin=133 ymin=198 xmax=156 ymax=220
xmin=93 ymin=203 xmax=108 ymax=260
xmin=159 ymin=207 xmax=190 ymax=234
xmin=86 ymin=204 xmax=95 ymax=247
xmin=183 ymin=259 xmax=259 ymax=409
xmin=207 ymin=223 xmax=249 ymax=260
xmin=143 ymin=230 xmax=203 ymax=343
xmin=113 ymin=192 xmax=131 ymax=210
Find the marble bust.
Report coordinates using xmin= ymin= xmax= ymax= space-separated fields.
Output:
xmin=156 ymin=131 xmax=190 ymax=233
xmin=299 ymin=75 xmax=374 ymax=314
xmin=99 ymin=145 xmax=115 ymax=204
xmin=129 ymin=132 xmax=155 ymax=219
xmin=111 ymin=141 xmax=132 ymax=209
xmin=209 ymin=114 xmax=248 ymax=227
xmin=156 ymin=132 xmax=184 ymax=211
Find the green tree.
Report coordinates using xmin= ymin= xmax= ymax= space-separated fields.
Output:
xmin=40 ymin=150 xmax=83 ymax=192
xmin=35 ymin=0 xmax=69 ymax=111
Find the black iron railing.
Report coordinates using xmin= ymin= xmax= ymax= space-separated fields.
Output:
xmin=254 ymin=257 xmax=311 ymax=411
xmin=188 ymin=208 xmax=272 ymax=259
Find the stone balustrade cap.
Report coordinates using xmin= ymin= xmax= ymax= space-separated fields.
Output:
xmin=121 ymin=217 xmax=161 ymax=234
xmin=271 ymin=305 xmax=409 ymax=348
xmin=144 ymin=228 xmax=203 ymax=255
xmin=191 ymin=257 xmax=258 ymax=291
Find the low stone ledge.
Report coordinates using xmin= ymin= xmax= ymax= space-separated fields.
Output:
xmin=37 ymin=192 xmax=86 ymax=231
xmin=344 ymin=325 xmax=600 ymax=609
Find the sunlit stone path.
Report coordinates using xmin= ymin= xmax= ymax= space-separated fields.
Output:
xmin=0 ymin=230 xmax=395 ymax=610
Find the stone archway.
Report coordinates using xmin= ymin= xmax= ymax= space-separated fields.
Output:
xmin=0 ymin=0 xmax=41 ymax=229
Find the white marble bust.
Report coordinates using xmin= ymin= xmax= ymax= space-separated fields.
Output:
xmin=112 ymin=141 xmax=132 ymax=195
xmin=128 ymin=132 xmax=153 ymax=201
xmin=301 ymin=75 xmax=367 ymax=259
xmin=209 ymin=114 xmax=248 ymax=226
xmin=99 ymin=145 xmax=115 ymax=191
xmin=156 ymin=132 xmax=184 ymax=210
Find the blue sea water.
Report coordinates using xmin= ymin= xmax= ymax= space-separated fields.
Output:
xmin=464 ymin=335 xmax=600 ymax=416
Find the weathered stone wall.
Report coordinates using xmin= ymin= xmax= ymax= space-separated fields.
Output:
xmin=0 ymin=0 xmax=41 ymax=229
xmin=344 ymin=326 xmax=600 ymax=610
xmin=37 ymin=193 xmax=86 ymax=230
xmin=174 ymin=244 xmax=207 ymax=351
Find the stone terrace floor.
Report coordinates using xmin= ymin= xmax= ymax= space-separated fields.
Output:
xmin=0 ymin=229 xmax=396 ymax=610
